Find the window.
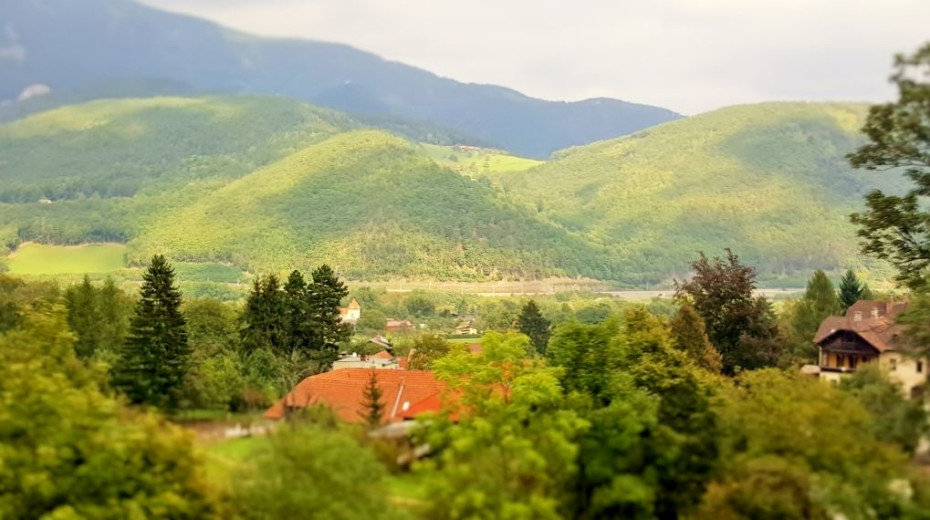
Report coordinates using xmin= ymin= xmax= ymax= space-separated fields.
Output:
xmin=850 ymin=356 xmax=858 ymax=369
xmin=837 ymin=355 xmax=845 ymax=368
xmin=918 ymin=361 xmax=924 ymax=374
xmin=890 ymin=358 xmax=897 ymax=371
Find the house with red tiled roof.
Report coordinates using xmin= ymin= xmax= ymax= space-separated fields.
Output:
xmin=264 ymin=369 xmax=445 ymax=424
xmin=813 ymin=300 xmax=927 ymax=396
xmin=339 ymin=298 xmax=361 ymax=325
xmin=332 ymin=350 xmax=399 ymax=370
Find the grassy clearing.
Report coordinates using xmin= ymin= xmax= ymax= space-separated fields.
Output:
xmin=8 ymin=242 xmax=126 ymax=275
xmin=421 ymin=143 xmax=543 ymax=175
xmin=200 ymin=436 xmax=270 ymax=489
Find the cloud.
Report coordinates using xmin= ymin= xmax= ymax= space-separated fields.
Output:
xmin=138 ymin=0 xmax=930 ymax=114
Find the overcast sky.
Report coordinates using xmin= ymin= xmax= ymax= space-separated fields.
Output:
xmin=139 ymin=0 xmax=930 ymax=115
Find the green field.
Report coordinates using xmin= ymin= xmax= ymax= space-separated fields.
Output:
xmin=8 ymin=243 xmax=126 ymax=275
xmin=420 ymin=143 xmax=543 ymax=176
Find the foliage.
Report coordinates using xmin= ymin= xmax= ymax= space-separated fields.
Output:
xmin=359 ymin=370 xmax=386 ymax=428
xmin=839 ymin=269 xmax=872 ymax=311
xmin=231 ymin=423 xmax=404 ymax=520
xmin=64 ymin=275 xmax=131 ymax=361
xmin=788 ymin=270 xmax=842 ymax=362
xmin=421 ymin=331 xmax=587 ymax=519
xmin=849 ymin=42 xmax=930 ymax=288
xmin=181 ymin=298 xmax=247 ymax=411
xmin=406 ymin=333 xmax=452 ymax=370
xmin=112 ymin=255 xmax=191 ymax=411
xmin=840 ymin=364 xmax=929 ymax=454
xmin=676 ymin=250 xmax=782 ymax=374
xmin=517 ymin=299 xmax=551 ymax=356
xmin=669 ymin=303 xmax=722 ymax=373
xmin=710 ymin=369 xmax=914 ymax=519
xmin=0 ymin=310 xmax=217 ymax=519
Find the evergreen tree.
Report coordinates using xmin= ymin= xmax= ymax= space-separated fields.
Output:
xmin=517 ymin=299 xmax=551 ymax=356
xmin=358 ymin=370 xmax=385 ymax=428
xmin=791 ymin=270 xmax=842 ymax=360
xmin=112 ymin=255 xmax=190 ymax=411
xmin=64 ymin=275 xmax=102 ymax=359
xmin=670 ymin=303 xmax=723 ymax=373
xmin=839 ymin=269 xmax=868 ymax=311
xmin=307 ymin=265 xmax=349 ymax=372
xmin=283 ymin=270 xmax=310 ymax=357
xmin=240 ymin=274 xmax=286 ymax=356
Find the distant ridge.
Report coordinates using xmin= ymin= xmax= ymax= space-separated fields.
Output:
xmin=0 ymin=0 xmax=681 ymax=157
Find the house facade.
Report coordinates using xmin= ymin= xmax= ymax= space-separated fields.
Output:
xmin=813 ymin=300 xmax=927 ymax=397
xmin=339 ymin=298 xmax=361 ymax=325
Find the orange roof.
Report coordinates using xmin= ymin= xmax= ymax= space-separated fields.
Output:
xmin=264 ymin=369 xmax=444 ymax=423
xmin=813 ymin=300 xmax=909 ymax=352
xmin=371 ymin=350 xmax=394 ymax=360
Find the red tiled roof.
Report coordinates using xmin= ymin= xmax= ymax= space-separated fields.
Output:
xmin=371 ymin=350 xmax=394 ymax=360
xmin=813 ymin=300 xmax=909 ymax=352
xmin=264 ymin=369 xmax=444 ymax=423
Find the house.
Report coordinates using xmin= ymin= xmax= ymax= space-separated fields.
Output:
xmin=386 ymin=319 xmax=414 ymax=333
xmin=264 ymin=369 xmax=445 ymax=424
xmin=332 ymin=350 xmax=399 ymax=370
xmin=813 ymin=300 xmax=927 ymax=397
xmin=453 ymin=320 xmax=478 ymax=336
xmin=339 ymin=298 xmax=361 ymax=325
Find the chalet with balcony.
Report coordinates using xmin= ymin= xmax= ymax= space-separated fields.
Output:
xmin=813 ymin=300 xmax=926 ymax=397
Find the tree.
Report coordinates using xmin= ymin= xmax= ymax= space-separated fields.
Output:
xmin=849 ymin=43 xmax=930 ymax=289
xmin=839 ymin=269 xmax=872 ymax=311
xmin=112 ymin=255 xmax=190 ymax=411
xmin=669 ymin=303 xmax=723 ymax=373
xmin=283 ymin=270 xmax=310 ymax=357
xmin=0 ymin=311 xmax=216 ymax=519
xmin=790 ymin=270 xmax=842 ymax=361
xmin=307 ymin=265 xmax=349 ymax=372
xmin=675 ymin=250 xmax=782 ymax=374
xmin=232 ymin=423 xmax=402 ymax=520
xmin=64 ymin=275 xmax=102 ymax=359
xmin=359 ymin=370 xmax=385 ymax=428
xmin=518 ymin=299 xmax=551 ymax=356
xmin=240 ymin=274 xmax=286 ymax=355
xmin=406 ymin=333 xmax=452 ymax=370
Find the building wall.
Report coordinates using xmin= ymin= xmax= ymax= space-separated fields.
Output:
xmin=878 ymin=352 xmax=927 ymax=396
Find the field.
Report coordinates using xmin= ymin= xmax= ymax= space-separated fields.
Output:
xmin=8 ymin=242 xmax=126 ymax=275
xmin=420 ymin=143 xmax=543 ymax=176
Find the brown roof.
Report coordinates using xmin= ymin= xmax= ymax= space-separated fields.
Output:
xmin=813 ymin=300 xmax=909 ymax=352
xmin=264 ymin=369 xmax=444 ymax=423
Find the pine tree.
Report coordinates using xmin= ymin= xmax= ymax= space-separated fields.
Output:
xmin=283 ymin=270 xmax=310 ymax=357
xmin=307 ymin=265 xmax=349 ymax=372
xmin=64 ymin=275 xmax=102 ymax=359
xmin=517 ymin=300 xmax=551 ymax=356
xmin=359 ymin=370 xmax=385 ymax=428
xmin=670 ymin=303 xmax=723 ymax=373
xmin=98 ymin=277 xmax=131 ymax=360
xmin=241 ymin=274 xmax=286 ymax=355
xmin=839 ymin=270 xmax=867 ymax=311
xmin=112 ymin=255 xmax=190 ymax=411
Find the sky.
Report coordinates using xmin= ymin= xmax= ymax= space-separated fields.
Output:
xmin=138 ymin=0 xmax=930 ymax=115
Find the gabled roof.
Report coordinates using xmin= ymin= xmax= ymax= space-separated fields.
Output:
xmin=813 ymin=300 xmax=909 ymax=352
xmin=264 ymin=369 xmax=444 ymax=424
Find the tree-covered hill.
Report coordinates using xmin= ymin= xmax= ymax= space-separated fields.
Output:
xmin=496 ymin=103 xmax=910 ymax=281
xmin=0 ymin=0 xmax=680 ymax=158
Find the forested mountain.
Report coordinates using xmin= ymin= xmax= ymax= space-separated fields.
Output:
xmin=0 ymin=97 xmax=907 ymax=283
xmin=0 ymin=0 xmax=680 ymax=158
xmin=495 ymin=102 xmax=909 ymax=280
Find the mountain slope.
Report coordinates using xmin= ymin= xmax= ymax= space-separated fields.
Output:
xmin=497 ymin=102 xmax=909 ymax=280
xmin=0 ymin=0 xmax=680 ymax=158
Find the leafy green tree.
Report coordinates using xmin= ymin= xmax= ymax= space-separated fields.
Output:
xmin=675 ymin=250 xmax=782 ymax=374
xmin=669 ymin=303 xmax=722 ymax=373
xmin=308 ymin=264 xmax=349 ymax=371
xmin=839 ymin=269 xmax=872 ymax=311
xmin=422 ymin=331 xmax=587 ymax=519
xmin=0 ymin=311 xmax=217 ymax=519
xmin=547 ymin=318 xmax=622 ymax=404
xmin=407 ymin=333 xmax=452 ymax=370
xmin=356 ymin=308 xmax=388 ymax=334
xmin=849 ymin=43 xmax=930 ymax=288
xmin=232 ymin=423 xmax=402 ymax=520
xmin=405 ymin=291 xmax=437 ymax=317
xmin=182 ymin=298 xmax=245 ymax=411
xmin=518 ymin=299 xmax=551 ymax=356
xmin=359 ymin=370 xmax=385 ymax=428
xmin=112 ymin=255 xmax=190 ymax=411
xmin=841 ymin=364 xmax=929 ymax=454
xmin=64 ymin=275 xmax=103 ymax=359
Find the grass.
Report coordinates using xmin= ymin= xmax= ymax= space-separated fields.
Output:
xmin=420 ymin=143 xmax=543 ymax=176
xmin=8 ymin=242 xmax=126 ymax=275
xmin=200 ymin=435 xmax=270 ymax=489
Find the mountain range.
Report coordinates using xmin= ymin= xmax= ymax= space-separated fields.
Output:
xmin=0 ymin=0 xmax=680 ymax=158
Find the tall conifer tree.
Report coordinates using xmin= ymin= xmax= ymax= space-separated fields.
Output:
xmin=307 ymin=265 xmax=349 ymax=371
xmin=839 ymin=270 xmax=870 ymax=311
xmin=517 ymin=299 xmax=551 ymax=356
xmin=112 ymin=255 xmax=189 ymax=411
xmin=359 ymin=370 xmax=385 ymax=428
xmin=64 ymin=275 xmax=102 ymax=359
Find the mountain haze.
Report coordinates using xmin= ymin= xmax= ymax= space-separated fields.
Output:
xmin=0 ymin=0 xmax=680 ymax=158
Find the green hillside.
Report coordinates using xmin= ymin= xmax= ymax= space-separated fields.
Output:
xmin=496 ymin=103 xmax=908 ymax=281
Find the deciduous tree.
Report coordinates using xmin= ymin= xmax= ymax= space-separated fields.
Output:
xmin=669 ymin=303 xmax=723 ymax=373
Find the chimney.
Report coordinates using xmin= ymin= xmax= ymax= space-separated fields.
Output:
xmin=870 ymin=308 xmax=879 ymax=319
xmin=853 ymin=311 xmax=862 ymax=322
xmin=886 ymin=301 xmax=895 ymax=315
